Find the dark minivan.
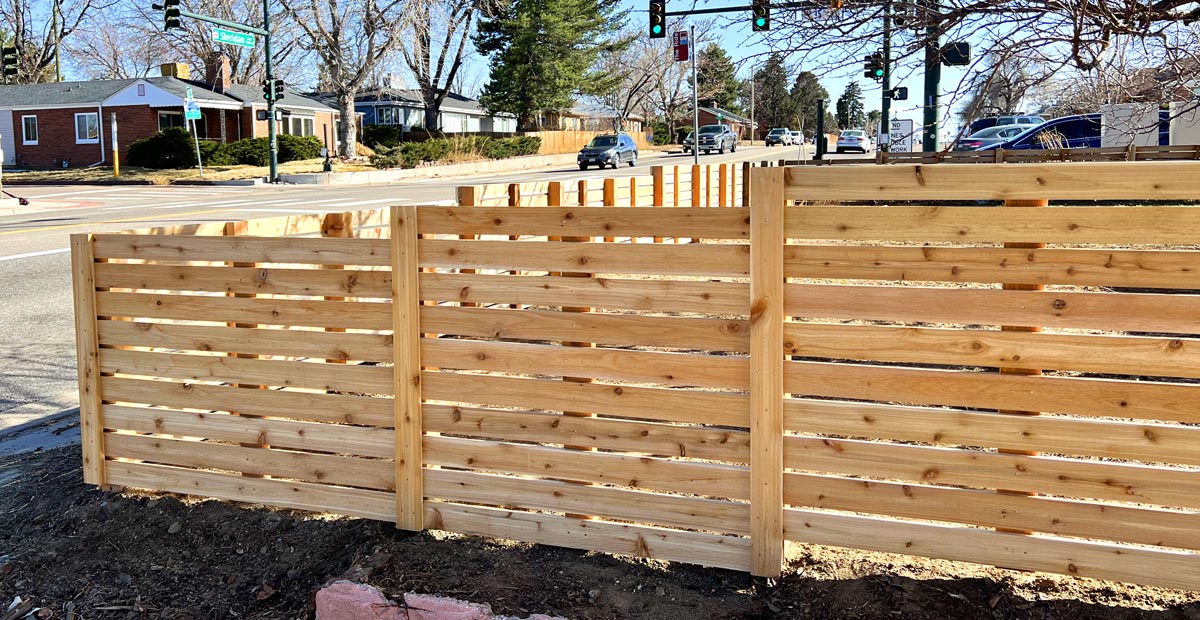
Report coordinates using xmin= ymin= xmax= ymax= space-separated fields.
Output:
xmin=578 ymin=133 xmax=638 ymax=170
xmin=980 ymin=114 xmax=1103 ymax=150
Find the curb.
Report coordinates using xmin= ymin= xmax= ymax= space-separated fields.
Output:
xmin=171 ymin=178 xmax=266 ymax=187
xmin=2 ymin=179 xmax=162 ymax=186
xmin=0 ymin=407 xmax=79 ymax=439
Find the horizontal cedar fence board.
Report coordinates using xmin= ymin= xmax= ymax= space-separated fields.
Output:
xmin=106 ymin=460 xmax=396 ymax=522
xmin=105 ymin=433 xmax=394 ymax=491
xmin=785 ymin=398 xmax=1200 ymax=465
xmin=782 ymin=509 xmax=1200 ymax=592
xmin=786 ymin=284 xmax=1200 ymax=334
xmin=421 ymin=338 xmax=749 ymax=390
xmin=784 ymin=323 xmax=1200 ymax=379
xmin=422 ymin=372 xmax=749 ymax=427
xmin=239 ymin=213 xmax=325 ymax=237
xmin=786 ymin=360 xmax=1200 ymax=423
xmin=784 ymin=472 xmax=1200 ymax=551
xmin=93 ymin=263 xmax=393 ymax=298
xmin=784 ymin=246 xmax=1200 ymax=289
xmin=418 ymin=239 xmax=750 ymax=278
xmin=783 ymin=162 xmax=1200 ymax=201
xmin=426 ymin=469 xmax=750 ymax=536
xmin=426 ymin=502 xmax=751 ymax=572
xmin=93 ymin=235 xmax=391 ymax=266
xmin=96 ymin=292 xmax=393 ymax=331
xmin=783 ymin=435 xmax=1200 ymax=509
xmin=99 ymin=349 xmax=394 ymax=395
xmin=421 ymin=306 xmax=750 ymax=353
xmin=786 ymin=206 xmax=1200 ymax=244
xmin=102 ymin=376 xmax=394 ymax=427
xmin=103 ymin=404 xmax=395 ymax=458
xmin=421 ymin=273 xmax=749 ymax=315
xmin=424 ymin=404 xmax=749 ymax=462
xmin=98 ymin=321 xmax=394 ymax=363
xmin=425 ymin=435 xmax=751 ymax=500
xmin=415 ymin=206 xmax=750 ymax=239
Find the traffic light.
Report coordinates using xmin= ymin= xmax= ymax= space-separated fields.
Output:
xmin=151 ymin=0 xmax=182 ymax=31
xmin=890 ymin=86 xmax=908 ymax=101
xmin=941 ymin=41 xmax=971 ymax=66
xmin=1 ymin=46 xmax=17 ymax=82
xmin=272 ymin=79 xmax=285 ymax=101
xmin=751 ymin=0 xmax=770 ymax=31
xmin=649 ymin=0 xmax=666 ymax=39
xmin=863 ymin=52 xmax=884 ymax=80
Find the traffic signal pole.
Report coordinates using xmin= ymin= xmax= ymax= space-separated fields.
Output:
xmin=263 ymin=0 xmax=278 ymax=182
xmin=921 ymin=0 xmax=940 ymax=151
xmin=690 ymin=24 xmax=699 ymax=167
xmin=880 ymin=0 xmax=891 ymax=149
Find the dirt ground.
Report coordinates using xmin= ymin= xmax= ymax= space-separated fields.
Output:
xmin=3 ymin=446 xmax=1200 ymax=619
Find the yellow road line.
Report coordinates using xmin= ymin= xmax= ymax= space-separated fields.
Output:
xmin=0 ymin=207 xmax=237 ymax=236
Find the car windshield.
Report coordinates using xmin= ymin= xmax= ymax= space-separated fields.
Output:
xmin=700 ymin=125 xmax=724 ymax=134
xmin=586 ymin=136 xmax=618 ymax=148
xmin=841 ymin=130 xmax=865 ymax=137
xmin=767 ymin=129 xmax=786 ymax=135
xmin=967 ymin=126 xmax=1009 ymax=139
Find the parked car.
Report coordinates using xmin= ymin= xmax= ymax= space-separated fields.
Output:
xmin=681 ymin=132 xmax=694 ymax=153
xmin=953 ymin=124 xmax=1038 ymax=151
xmin=835 ymin=129 xmax=874 ymax=153
xmin=765 ymin=127 xmax=793 ymax=146
xmin=578 ymin=133 xmax=638 ymax=170
xmin=978 ymin=114 xmax=1102 ymax=151
xmin=695 ymin=124 xmax=738 ymax=154
xmin=969 ymin=114 xmax=1047 ymax=134
xmin=790 ymin=130 xmax=805 ymax=145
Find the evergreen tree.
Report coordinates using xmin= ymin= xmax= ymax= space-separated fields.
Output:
xmin=835 ymin=81 xmax=865 ymax=129
xmin=788 ymin=71 xmax=828 ymax=137
xmin=473 ymin=0 xmax=631 ymax=130
xmin=750 ymin=52 xmax=790 ymax=133
xmin=697 ymin=43 xmax=743 ymax=113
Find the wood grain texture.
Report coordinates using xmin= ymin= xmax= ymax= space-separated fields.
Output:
xmin=97 ymin=321 xmax=394 ymax=363
xmin=414 ymin=206 xmax=750 ymax=239
xmin=95 ymin=291 xmax=393 ymax=330
xmin=418 ymin=238 xmax=750 ymax=277
xmin=93 ymin=234 xmax=390 ymax=266
xmin=392 ymin=205 xmax=425 ymax=531
xmin=94 ymin=262 xmax=392 ymax=298
xmin=71 ymin=234 xmax=104 ymax=485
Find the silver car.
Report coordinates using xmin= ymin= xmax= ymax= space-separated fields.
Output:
xmin=953 ymin=124 xmax=1038 ymax=151
xmin=835 ymin=129 xmax=874 ymax=154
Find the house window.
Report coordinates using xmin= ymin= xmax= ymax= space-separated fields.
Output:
xmin=377 ymin=106 xmax=400 ymax=125
xmin=75 ymin=113 xmax=100 ymax=144
xmin=137 ymin=84 xmax=146 ymax=97
xmin=20 ymin=115 xmax=37 ymax=145
xmin=158 ymin=111 xmax=185 ymax=130
xmin=286 ymin=116 xmax=315 ymax=137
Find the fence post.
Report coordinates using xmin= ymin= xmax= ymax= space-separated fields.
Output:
xmin=673 ymin=165 xmax=681 ymax=207
xmin=719 ymin=164 xmax=729 ymax=208
xmin=603 ymin=178 xmax=616 ymax=242
xmin=224 ymin=220 xmax=270 ymax=463
xmin=691 ymin=165 xmax=702 ymax=208
xmin=391 ymin=205 xmax=425 ymax=531
xmin=652 ymin=166 xmax=665 ymax=243
xmin=629 ymin=176 xmax=638 ymax=208
xmin=321 ymin=212 xmax=354 ymax=365
xmin=456 ymin=186 xmax=477 ymax=206
xmin=71 ymin=233 xmax=105 ymax=486
xmin=749 ymin=167 xmax=785 ymax=578
xmin=742 ymin=161 xmax=751 ymax=207
xmin=561 ymin=180 xmax=597 ymax=520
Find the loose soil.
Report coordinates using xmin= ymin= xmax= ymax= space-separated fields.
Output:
xmin=3 ymin=446 xmax=1200 ymax=619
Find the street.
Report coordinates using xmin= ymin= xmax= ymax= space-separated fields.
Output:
xmin=0 ymin=145 xmax=794 ymax=425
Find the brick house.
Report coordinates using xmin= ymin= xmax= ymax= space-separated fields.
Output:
xmin=0 ymin=59 xmax=338 ymax=168
xmin=683 ymin=106 xmax=756 ymax=140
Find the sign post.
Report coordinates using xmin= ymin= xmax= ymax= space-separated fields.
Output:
xmin=889 ymin=118 xmax=916 ymax=152
xmin=185 ymin=92 xmax=204 ymax=178
xmin=111 ymin=113 xmax=119 ymax=177
xmin=690 ymin=25 xmax=698 ymax=166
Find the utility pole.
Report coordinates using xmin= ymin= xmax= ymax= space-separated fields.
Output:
xmin=52 ymin=1 xmax=61 ymax=82
xmin=263 ymin=0 xmax=278 ymax=182
xmin=690 ymin=24 xmax=699 ymax=166
xmin=921 ymin=0 xmax=941 ymax=151
xmin=880 ymin=0 xmax=891 ymax=149
xmin=750 ymin=72 xmax=755 ymax=146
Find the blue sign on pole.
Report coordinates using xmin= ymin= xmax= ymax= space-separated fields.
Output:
xmin=185 ymin=101 xmax=202 ymax=121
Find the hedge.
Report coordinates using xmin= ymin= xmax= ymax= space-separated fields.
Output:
xmin=369 ymin=135 xmax=541 ymax=169
xmin=125 ymin=129 xmax=325 ymax=169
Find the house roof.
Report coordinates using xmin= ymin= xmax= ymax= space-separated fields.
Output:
xmin=223 ymin=83 xmax=336 ymax=112
xmin=698 ymin=106 xmax=753 ymax=125
xmin=351 ymin=88 xmax=494 ymax=115
xmin=0 ymin=79 xmax=135 ymax=107
xmin=568 ymin=103 xmax=645 ymax=122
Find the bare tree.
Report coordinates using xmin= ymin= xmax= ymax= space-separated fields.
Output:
xmin=589 ymin=29 xmax=660 ymax=133
xmin=400 ymin=0 xmax=496 ymax=130
xmin=278 ymin=0 xmax=411 ymax=156
xmin=958 ymin=49 xmax=1047 ymax=125
xmin=0 ymin=0 xmax=118 ymax=83
xmin=63 ymin=6 xmax=169 ymax=79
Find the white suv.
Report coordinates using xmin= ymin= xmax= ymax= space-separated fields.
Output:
xmin=765 ymin=128 xmax=793 ymax=147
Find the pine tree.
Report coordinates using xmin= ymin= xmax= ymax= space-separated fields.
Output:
xmin=474 ymin=0 xmax=631 ymax=130
xmin=835 ymin=81 xmax=865 ymax=129
xmin=697 ymin=44 xmax=743 ymax=113
xmin=750 ymin=52 xmax=790 ymax=131
xmin=788 ymin=71 xmax=828 ymax=137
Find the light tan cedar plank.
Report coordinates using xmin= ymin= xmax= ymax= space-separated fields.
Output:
xmin=93 ymin=262 xmax=392 ymax=298
xmin=785 ymin=323 xmax=1200 ymax=379
xmin=72 ymin=233 xmax=104 ymax=485
xmin=783 ymin=507 xmax=1200 ymax=591
xmin=425 ymin=435 xmax=750 ymax=500
xmin=420 ymin=306 xmax=749 ymax=353
xmin=106 ymin=460 xmax=395 ymax=522
xmin=786 ymin=398 xmax=1200 ymax=466
xmin=783 ymin=163 xmax=1200 ymax=202
xmin=97 ymin=321 xmax=393 ymax=363
xmin=95 ymin=291 xmax=392 ymax=331
xmin=421 ymin=338 xmax=749 ymax=390
xmin=93 ymin=234 xmax=391 ymax=266
xmin=785 ymin=434 xmax=1200 ymax=509
xmin=421 ymin=273 xmax=749 ymax=315
xmin=101 ymin=376 xmax=393 ymax=427
xmin=785 ymin=471 xmax=1200 ymax=551
xmin=422 ymin=372 xmax=748 ymax=428
xmin=103 ymin=404 xmax=395 ymax=458
xmin=392 ymin=204 xmax=425 ymax=531
xmin=424 ymin=404 xmax=749 ymax=462
xmin=426 ymin=469 xmax=750 ymax=536
xmin=418 ymin=238 xmax=749 ymax=278
xmin=99 ymin=348 xmax=393 ymax=395
xmin=786 ymin=360 xmax=1200 ymax=423
xmin=414 ymin=206 xmax=751 ymax=239
xmin=105 ymin=432 xmax=394 ymax=491
xmin=426 ymin=501 xmax=751 ymax=571
xmin=785 ymin=245 xmax=1200 ymax=289
xmin=787 ymin=284 xmax=1200 ymax=334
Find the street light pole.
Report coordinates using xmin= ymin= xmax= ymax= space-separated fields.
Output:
xmin=881 ymin=0 xmax=891 ymax=149
xmin=264 ymin=0 xmax=278 ymax=182
xmin=750 ymin=70 xmax=755 ymax=147
xmin=690 ymin=24 xmax=699 ymax=167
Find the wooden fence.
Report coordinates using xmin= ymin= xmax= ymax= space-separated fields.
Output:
xmin=72 ymin=160 xmax=1200 ymax=590
xmin=522 ymin=130 xmax=654 ymax=155
xmin=786 ymin=143 xmax=1200 ymax=166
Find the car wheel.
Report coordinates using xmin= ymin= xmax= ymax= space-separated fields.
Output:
xmin=612 ymin=154 xmax=620 ymax=169
xmin=836 ymin=148 xmax=844 ymax=153
xmin=718 ymin=143 xmax=726 ymax=154
xmin=704 ymin=150 xmax=710 ymax=155
xmin=731 ymin=143 xmax=737 ymax=152
xmin=628 ymin=156 xmax=636 ymax=167
xmin=579 ymin=164 xmax=588 ymax=170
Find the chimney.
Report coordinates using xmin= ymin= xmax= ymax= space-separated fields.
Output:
xmin=159 ymin=62 xmax=191 ymax=80
xmin=204 ymin=51 xmax=232 ymax=94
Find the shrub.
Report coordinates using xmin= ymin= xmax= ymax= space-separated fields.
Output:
xmin=126 ymin=127 xmax=199 ymax=169
xmin=362 ymin=125 xmax=402 ymax=149
xmin=223 ymin=138 xmax=269 ymax=167
xmin=199 ymin=141 xmax=235 ymax=166
xmin=278 ymin=134 xmax=322 ymax=162
xmin=369 ymin=144 xmax=404 ymax=169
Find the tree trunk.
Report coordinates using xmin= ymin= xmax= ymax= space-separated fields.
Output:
xmin=423 ymin=91 xmax=439 ymax=131
xmin=338 ymin=91 xmax=358 ymax=158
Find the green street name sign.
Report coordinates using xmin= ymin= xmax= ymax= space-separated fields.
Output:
xmin=211 ymin=27 xmax=255 ymax=48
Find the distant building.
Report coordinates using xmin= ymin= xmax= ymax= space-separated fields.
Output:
xmin=350 ymin=82 xmax=516 ymax=133
xmin=683 ymin=106 xmax=756 ymax=139
xmin=541 ymin=104 xmax=645 ymax=134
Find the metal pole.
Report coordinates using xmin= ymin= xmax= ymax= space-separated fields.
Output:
xmin=190 ymin=117 xmax=204 ymax=178
xmin=881 ymin=0 xmax=891 ymax=150
xmin=111 ymin=112 xmax=119 ymax=177
xmin=750 ymin=69 xmax=755 ymax=147
xmin=691 ymin=24 xmax=699 ymax=167
xmin=264 ymin=0 xmax=278 ymax=182
xmin=922 ymin=0 xmax=941 ymax=151
xmin=815 ymin=98 xmax=826 ymax=160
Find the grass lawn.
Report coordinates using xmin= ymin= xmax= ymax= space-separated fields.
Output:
xmin=3 ymin=158 xmax=375 ymax=184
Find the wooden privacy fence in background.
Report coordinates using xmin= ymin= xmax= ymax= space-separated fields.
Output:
xmin=785 ymin=143 xmax=1200 ymax=166
xmin=72 ymin=160 xmax=1200 ymax=590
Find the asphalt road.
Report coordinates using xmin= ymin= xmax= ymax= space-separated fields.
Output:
xmin=0 ymin=145 xmax=816 ymax=424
